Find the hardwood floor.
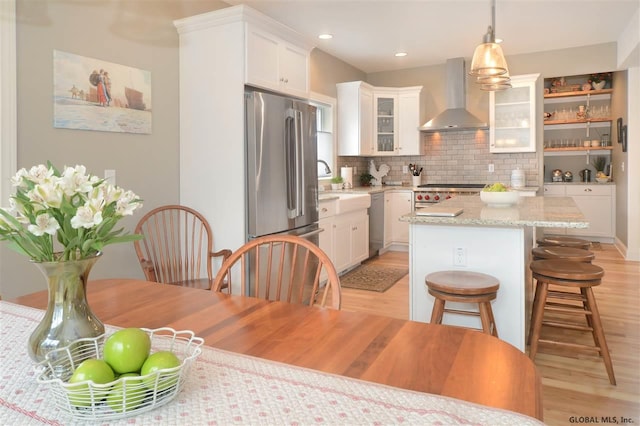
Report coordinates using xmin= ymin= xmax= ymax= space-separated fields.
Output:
xmin=340 ymin=245 xmax=640 ymax=425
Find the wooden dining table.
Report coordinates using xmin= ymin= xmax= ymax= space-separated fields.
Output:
xmin=11 ymin=278 xmax=543 ymax=421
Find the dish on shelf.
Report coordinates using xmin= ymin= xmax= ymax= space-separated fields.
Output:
xmin=596 ymin=177 xmax=610 ymax=183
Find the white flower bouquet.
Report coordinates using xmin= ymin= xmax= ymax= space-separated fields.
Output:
xmin=0 ymin=162 xmax=143 ymax=262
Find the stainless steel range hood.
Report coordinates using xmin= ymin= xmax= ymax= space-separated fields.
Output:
xmin=419 ymin=57 xmax=488 ymax=132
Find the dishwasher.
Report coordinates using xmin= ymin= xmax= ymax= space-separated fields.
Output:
xmin=368 ymin=192 xmax=384 ymax=259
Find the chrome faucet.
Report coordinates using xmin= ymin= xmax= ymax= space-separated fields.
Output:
xmin=317 ymin=159 xmax=332 ymax=175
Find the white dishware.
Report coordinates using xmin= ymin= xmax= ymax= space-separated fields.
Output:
xmin=480 ymin=191 xmax=520 ymax=207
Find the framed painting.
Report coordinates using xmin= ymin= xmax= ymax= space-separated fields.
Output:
xmin=53 ymin=50 xmax=151 ymax=134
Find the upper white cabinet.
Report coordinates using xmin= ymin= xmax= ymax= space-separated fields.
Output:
xmin=174 ymin=5 xmax=314 ymax=254
xmin=246 ymin=26 xmax=310 ymax=98
xmin=337 ymin=81 xmax=374 ymax=156
xmin=338 ymin=82 xmax=422 ymax=156
xmin=374 ymin=91 xmax=397 ymax=155
xmin=489 ymin=74 xmax=542 ymax=153
xmin=397 ymin=88 xmax=423 ymax=155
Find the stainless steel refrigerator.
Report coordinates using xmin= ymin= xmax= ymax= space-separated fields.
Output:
xmin=244 ymin=87 xmax=320 ymax=302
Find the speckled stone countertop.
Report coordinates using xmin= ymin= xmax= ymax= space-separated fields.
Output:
xmin=400 ymin=195 xmax=588 ymax=228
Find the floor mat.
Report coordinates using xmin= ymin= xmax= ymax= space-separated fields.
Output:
xmin=339 ymin=263 xmax=408 ymax=292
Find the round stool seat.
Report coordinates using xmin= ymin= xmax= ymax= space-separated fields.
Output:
xmin=425 ymin=271 xmax=500 ymax=337
xmin=536 ymin=236 xmax=591 ymax=250
xmin=532 ymin=246 xmax=595 ymax=263
xmin=425 ymin=271 xmax=499 ymax=295
xmin=530 ymin=259 xmax=604 ymax=282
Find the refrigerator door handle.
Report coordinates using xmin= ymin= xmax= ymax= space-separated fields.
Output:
xmin=294 ymin=109 xmax=304 ymax=218
xmin=285 ymin=109 xmax=304 ymax=219
xmin=297 ymin=228 xmax=323 ymax=238
xmin=285 ymin=112 xmax=297 ymax=219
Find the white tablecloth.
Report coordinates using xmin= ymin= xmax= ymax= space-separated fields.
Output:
xmin=0 ymin=301 xmax=544 ymax=425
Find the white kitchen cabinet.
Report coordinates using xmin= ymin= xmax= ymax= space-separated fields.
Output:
xmin=542 ymin=184 xmax=615 ymax=242
xmin=174 ymin=5 xmax=314 ymax=255
xmin=318 ymin=199 xmax=337 ymax=261
xmin=338 ymin=82 xmax=422 ymax=156
xmin=374 ymin=91 xmax=397 ymax=155
xmin=384 ymin=190 xmax=412 ymax=249
xmin=333 ymin=210 xmax=369 ymax=273
xmin=489 ymin=74 xmax=542 ymax=153
xmin=397 ymin=88 xmax=423 ymax=155
xmin=337 ymin=81 xmax=374 ymax=156
xmin=318 ymin=199 xmax=337 ymax=281
xmin=246 ymin=25 xmax=309 ymax=98
xmin=565 ymin=185 xmax=615 ymax=240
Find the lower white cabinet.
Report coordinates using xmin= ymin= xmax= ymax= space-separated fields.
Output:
xmin=542 ymin=184 xmax=615 ymax=242
xmin=334 ymin=211 xmax=369 ymax=273
xmin=384 ymin=190 xmax=412 ymax=248
xmin=319 ymin=199 xmax=369 ymax=274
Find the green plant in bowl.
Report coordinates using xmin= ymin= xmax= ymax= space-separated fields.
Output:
xmin=330 ymin=176 xmax=344 ymax=184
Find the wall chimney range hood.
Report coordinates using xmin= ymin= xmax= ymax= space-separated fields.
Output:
xmin=419 ymin=57 xmax=488 ymax=132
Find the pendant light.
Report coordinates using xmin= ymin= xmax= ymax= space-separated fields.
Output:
xmin=470 ymin=0 xmax=511 ymax=91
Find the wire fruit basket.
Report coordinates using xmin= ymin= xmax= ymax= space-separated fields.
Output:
xmin=36 ymin=327 xmax=203 ymax=421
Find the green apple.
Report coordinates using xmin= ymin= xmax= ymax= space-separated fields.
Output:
xmin=103 ymin=328 xmax=151 ymax=374
xmin=140 ymin=351 xmax=181 ymax=391
xmin=106 ymin=373 xmax=147 ymax=413
xmin=67 ymin=358 xmax=115 ymax=407
xmin=483 ymin=182 xmax=508 ymax=192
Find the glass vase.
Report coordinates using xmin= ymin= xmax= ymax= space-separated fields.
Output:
xmin=28 ymin=253 xmax=105 ymax=363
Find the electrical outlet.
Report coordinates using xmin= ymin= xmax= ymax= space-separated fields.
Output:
xmin=453 ymin=247 xmax=467 ymax=266
xmin=488 ymin=163 xmax=495 ymax=173
xmin=402 ymin=165 xmax=409 ymax=174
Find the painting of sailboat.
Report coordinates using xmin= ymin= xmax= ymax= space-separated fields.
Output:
xmin=53 ymin=50 xmax=152 ymax=134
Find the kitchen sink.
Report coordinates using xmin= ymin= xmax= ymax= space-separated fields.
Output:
xmin=334 ymin=193 xmax=371 ymax=214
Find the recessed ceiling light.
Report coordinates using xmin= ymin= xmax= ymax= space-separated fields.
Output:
xmin=395 ymin=52 xmax=407 ymax=57
xmin=318 ymin=34 xmax=333 ymax=40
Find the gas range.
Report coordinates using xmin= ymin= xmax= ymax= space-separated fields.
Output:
xmin=414 ymin=183 xmax=485 ymax=207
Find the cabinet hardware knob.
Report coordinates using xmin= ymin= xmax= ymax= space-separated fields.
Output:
xmin=585 ymin=188 xmax=592 ymax=192
xmin=321 ymin=208 xmax=327 ymax=212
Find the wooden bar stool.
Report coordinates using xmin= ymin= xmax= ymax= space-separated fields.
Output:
xmin=529 ymin=246 xmax=595 ymax=341
xmin=532 ymin=246 xmax=595 ymax=262
xmin=536 ymin=235 xmax=591 ymax=250
xmin=425 ymin=271 xmax=499 ymax=337
xmin=529 ymin=259 xmax=616 ymax=385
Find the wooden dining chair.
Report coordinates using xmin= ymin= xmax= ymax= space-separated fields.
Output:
xmin=212 ymin=234 xmax=341 ymax=309
xmin=134 ymin=205 xmax=231 ymax=290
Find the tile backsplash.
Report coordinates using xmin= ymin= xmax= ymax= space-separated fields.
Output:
xmin=337 ymin=130 xmax=540 ymax=187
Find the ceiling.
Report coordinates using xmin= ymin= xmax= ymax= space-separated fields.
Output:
xmin=227 ymin=1 xmax=639 ymax=74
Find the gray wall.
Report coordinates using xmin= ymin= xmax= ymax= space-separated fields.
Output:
xmin=1 ymin=0 xmax=229 ymax=299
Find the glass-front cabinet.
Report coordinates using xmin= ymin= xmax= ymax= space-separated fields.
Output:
xmin=374 ymin=93 xmax=397 ymax=154
xmin=489 ymin=73 xmax=542 ymax=153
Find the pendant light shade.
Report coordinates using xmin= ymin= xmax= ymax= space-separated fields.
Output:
xmin=470 ymin=37 xmax=508 ymax=77
xmin=469 ymin=0 xmax=510 ymax=91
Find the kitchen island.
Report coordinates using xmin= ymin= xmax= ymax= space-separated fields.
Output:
xmin=400 ymin=195 xmax=588 ymax=351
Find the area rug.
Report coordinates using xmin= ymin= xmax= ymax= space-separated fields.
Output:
xmin=340 ymin=263 xmax=408 ymax=292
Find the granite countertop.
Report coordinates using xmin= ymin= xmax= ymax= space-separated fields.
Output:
xmin=400 ymin=195 xmax=588 ymax=228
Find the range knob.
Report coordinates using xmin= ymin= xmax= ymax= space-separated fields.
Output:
xmin=424 ymin=195 xmax=430 ymax=200
xmin=434 ymin=195 xmax=440 ymax=201
xmin=446 ymin=195 xmax=452 ymax=199
xmin=417 ymin=194 xmax=423 ymax=200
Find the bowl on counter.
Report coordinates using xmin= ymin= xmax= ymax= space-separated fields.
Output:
xmin=596 ymin=176 xmax=610 ymax=183
xmin=480 ymin=191 xmax=520 ymax=207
